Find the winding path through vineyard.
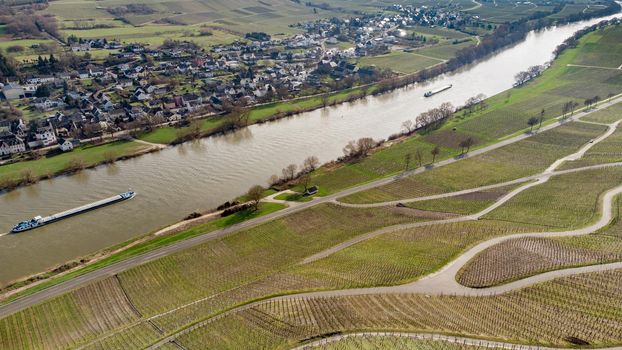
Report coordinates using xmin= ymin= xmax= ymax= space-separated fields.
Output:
xmin=290 ymin=332 xmax=622 ymax=350
xmin=145 ymin=105 xmax=622 ymax=349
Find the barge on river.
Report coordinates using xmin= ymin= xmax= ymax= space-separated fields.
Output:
xmin=11 ymin=191 xmax=136 ymax=233
xmin=424 ymin=84 xmax=452 ymax=97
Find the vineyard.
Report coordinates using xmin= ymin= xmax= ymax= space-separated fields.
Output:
xmin=483 ymin=167 xmax=622 ymax=228
xmin=302 ymin=336 xmax=511 ymax=350
xmin=582 ymin=102 xmax=622 ymax=123
xmin=289 ymin=220 xmax=548 ymax=289
xmin=458 ymin=235 xmax=622 ymax=287
xmin=339 ymin=122 xmax=605 ymax=204
xmin=404 ymin=184 xmax=522 ymax=215
xmin=0 ymin=278 xmax=147 ymax=349
xmin=2 ymin=19 xmax=622 ymax=350
xmin=560 ymin=121 xmax=622 ymax=170
xmin=0 ymin=203 xmax=438 ymax=349
xmin=176 ymin=269 xmax=622 ymax=349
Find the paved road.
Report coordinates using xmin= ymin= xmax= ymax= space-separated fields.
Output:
xmin=291 ymin=332 xmax=622 ymax=350
xmin=145 ymin=108 xmax=622 ymax=348
xmin=0 ymin=96 xmax=621 ymax=322
xmin=148 ymin=182 xmax=622 ymax=349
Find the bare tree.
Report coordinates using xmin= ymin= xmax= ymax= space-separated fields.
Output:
xmin=459 ymin=137 xmax=475 ymax=154
xmin=268 ymin=174 xmax=280 ymax=186
xmin=514 ymin=71 xmax=531 ymax=86
xmin=401 ymin=120 xmax=415 ymax=134
xmin=298 ymin=173 xmax=312 ymax=192
xmin=527 ymin=117 xmax=539 ymax=132
xmin=342 ymin=140 xmax=358 ymax=158
xmin=404 ymin=153 xmax=411 ymax=170
xmin=356 ymin=137 xmax=375 ymax=156
xmin=247 ymin=185 xmax=263 ymax=211
xmin=414 ymin=148 xmax=423 ymax=167
xmin=282 ymin=163 xmax=298 ymax=180
xmin=538 ymin=108 xmax=545 ymax=129
xmin=303 ymin=156 xmax=320 ymax=172
xmin=431 ymin=146 xmax=440 ymax=163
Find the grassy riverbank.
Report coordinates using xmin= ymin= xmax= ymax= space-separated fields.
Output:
xmin=0 ymin=140 xmax=154 ymax=190
xmin=3 ymin=21 xmax=621 ymax=304
xmin=0 ymin=202 xmax=285 ymax=305
xmin=137 ymin=85 xmax=377 ymax=145
xmin=308 ymin=25 xmax=622 ymax=196
xmin=1 ymin=19 xmax=622 ymax=350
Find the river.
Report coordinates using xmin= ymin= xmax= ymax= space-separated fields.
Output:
xmin=0 ymin=14 xmax=619 ymax=284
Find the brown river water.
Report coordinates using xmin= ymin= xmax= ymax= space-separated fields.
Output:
xmin=0 ymin=15 xmax=619 ymax=284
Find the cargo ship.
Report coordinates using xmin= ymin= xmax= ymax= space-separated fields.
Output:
xmin=11 ymin=191 xmax=136 ymax=233
xmin=424 ymin=84 xmax=452 ymax=97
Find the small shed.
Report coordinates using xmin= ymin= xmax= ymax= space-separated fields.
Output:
xmin=304 ymin=185 xmax=318 ymax=196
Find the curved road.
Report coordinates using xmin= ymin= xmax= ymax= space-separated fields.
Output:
xmin=291 ymin=332 xmax=622 ymax=350
xmin=0 ymin=96 xmax=621 ymax=329
xmin=145 ymin=112 xmax=622 ymax=348
xmin=147 ymin=182 xmax=622 ymax=349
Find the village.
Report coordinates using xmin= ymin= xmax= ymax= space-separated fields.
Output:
xmin=0 ymin=3 xmax=480 ymax=159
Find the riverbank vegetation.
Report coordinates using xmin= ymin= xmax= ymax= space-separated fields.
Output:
xmin=337 ymin=122 xmax=605 ymax=204
xmin=322 ymin=21 xmax=622 ymax=201
xmin=2 ymin=7 xmax=620 ymax=307
xmin=0 ymin=140 xmax=152 ymax=191
xmin=2 ymin=6 xmax=622 ymax=349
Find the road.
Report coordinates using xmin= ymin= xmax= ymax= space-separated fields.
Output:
xmin=0 ymin=95 xmax=620 ymax=322
xmin=147 ymin=171 xmax=622 ymax=349
xmin=291 ymin=332 xmax=622 ymax=350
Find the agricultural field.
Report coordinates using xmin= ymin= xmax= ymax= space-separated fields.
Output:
xmin=313 ymin=25 xmax=622 ymax=200
xmin=458 ymin=234 xmax=622 ymax=287
xmin=3 ymin=3 xmax=622 ymax=350
xmin=414 ymin=40 xmax=477 ymax=60
xmin=176 ymin=269 xmax=622 ymax=348
xmin=0 ymin=278 xmax=149 ymax=349
xmin=356 ymin=51 xmax=444 ymax=74
xmin=44 ymin=0 xmax=326 ymax=36
xmin=582 ymin=101 xmax=622 ymax=123
xmin=560 ymin=122 xmax=622 ymax=169
xmin=466 ymin=0 xmax=557 ymax=23
xmin=313 ymin=338 xmax=510 ymax=350
xmin=0 ymin=203 xmax=437 ymax=349
xmin=483 ymin=167 xmax=622 ymax=228
xmin=288 ymin=219 xmax=548 ymax=290
xmin=448 ymin=25 xmax=622 ymax=142
xmin=404 ymin=184 xmax=522 ymax=215
xmin=337 ymin=122 xmax=605 ymax=204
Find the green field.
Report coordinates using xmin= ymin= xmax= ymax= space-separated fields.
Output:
xmin=338 ymin=122 xmax=605 ymax=204
xmin=0 ymin=140 xmax=151 ymax=186
xmin=321 ymin=25 xmax=622 ymax=202
xmin=467 ymin=0 xmax=557 ymax=23
xmin=404 ymin=184 xmax=522 ymax=215
xmin=414 ymin=40 xmax=476 ymax=60
xmin=582 ymin=101 xmax=622 ymax=123
xmin=484 ymin=167 xmax=622 ymax=228
xmin=357 ymin=51 xmax=444 ymax=74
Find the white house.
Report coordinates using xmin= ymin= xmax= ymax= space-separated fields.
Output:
xmin=0 ymin=132 xmax=26 ymax=156
xmin=28 ymin=122 xmax=57 ymax=148
xmin=58 ymin=138 xmax=80 ymax=152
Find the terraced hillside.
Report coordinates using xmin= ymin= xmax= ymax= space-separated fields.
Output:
xmin=1 ymin=9 xmax=622 ymax=350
